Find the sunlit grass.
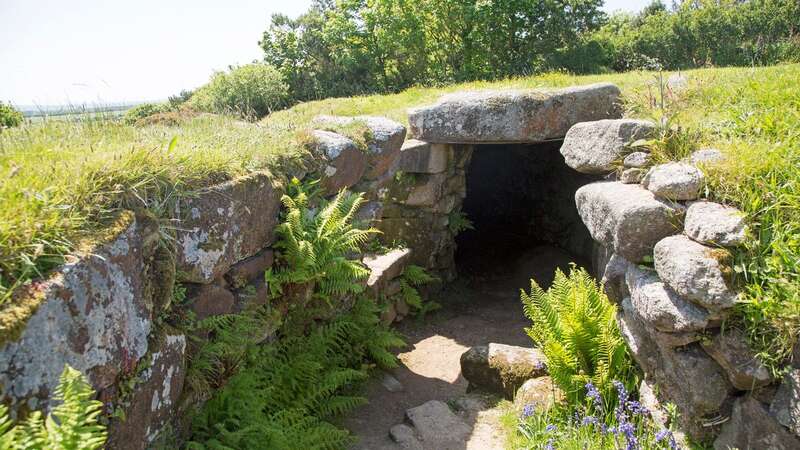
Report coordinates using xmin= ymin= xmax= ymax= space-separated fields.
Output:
xmin=1 ymin=65 xmax=798 ymax=371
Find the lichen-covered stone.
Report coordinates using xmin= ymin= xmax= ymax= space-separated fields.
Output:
xmin=224 ymin=248 xmax=274 ymax=289
xmin=654 ymin=235 xmax=738 ymax=311
xmin=107 ymin=334 xmax=186 ymax=449
xmin=701 ymin=329 xmax=774 ymax=390
xmin=575 ymin=182 xmax=685 ymax=262
xmin=620 ymin=168 xmax=646 ymax=184
xmin=460 ymin=343 xmax=547 ymax=399
xmin=642 ymin=162 xmax=705 ymax=201
xmin=513 ymin=377 xmax=562 ymax=413
xmin=685 ymin=201 xmax=748 ymax=247
xmin=623 ymin=151 xmax=652 ymax=168
xmin=408 ymin=83 xmax=622 ymax=143
xmin=403 ymin=173 xmax=448 ymax=207
xmin=601 ymin=252 xmax=631 ymax=303
xmin=175 ymin=172 xmax=282 ymax=283
xmin=626 ymin=265 xmax=710 ymax=333
xmin=771 ymin=369 xmax=800 ymax=438
xmin=560 ymin=119 xmax=654 ymax=174
xmin=399 ymin=139 xmax=449 ymax=174
xmin=313 ymin=115 xmax=406 ymax=179
xmin=0 ymin=213 xmax=153 ymax=410
xmin=309 ymin=130 xmax=368 ymax=195
xmin=714 ymin=397 xmax=800 ymax=450
xmin=185 ymin=281 xmax=236 ymax=321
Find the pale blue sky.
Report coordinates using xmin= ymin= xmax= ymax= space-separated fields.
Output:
xmin=0 ymin=0 xmax=652 ymax=106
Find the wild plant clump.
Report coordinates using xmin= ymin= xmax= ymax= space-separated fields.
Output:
xmin=0 ymin=365 xmax=107 ymax=449
xmin=0 ymin=102 xmax=23 ymax=130
xmin=514 ymin=381 xmax=680 ymax=450
xmin=521 ymin=265 xmax=636 ymax=408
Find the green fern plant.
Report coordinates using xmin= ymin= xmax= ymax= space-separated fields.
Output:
xmin=398 ymin=265 xmax=440 ymax=318
xmin=0 ymin=365 xmax=107 ymax=449
xmin=265 ymin=178 xmax=379 ymax=303
xmin=521 ymin=265 xmax=635 ymax=408
xmin=447 ymin=210 xmax=474 ymax=235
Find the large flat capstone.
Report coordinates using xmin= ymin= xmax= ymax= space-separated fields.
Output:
xmin=575 ymin=182 xmax=685 ymax=262
xmin=407 ymin=83 xmax=622 ymax=143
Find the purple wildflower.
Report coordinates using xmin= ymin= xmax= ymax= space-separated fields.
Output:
xmin=581 ymin=415 xmax=599 ymax=427
xmin=522 ymin=403 xmax=536 ymax=419
xmin=620 ymin=422 xmax=638 ymax=450
xmin=585 ymin=381 xmax=603 ymax=409
xmin=534 ymin=360 xmax=546 ymax=371
xmin=627 ymin=400 xmax=650 ymax=417
xmin=544 ymin=438 xmax=555 ymax=450
xmin=545 ymin=424 xmax=557 ymax=433
xmin=655 ymin=429 xmax=679 ymax=450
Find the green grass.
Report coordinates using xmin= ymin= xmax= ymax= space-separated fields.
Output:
xmin=1 ymin=65 xmax=799 ymax=370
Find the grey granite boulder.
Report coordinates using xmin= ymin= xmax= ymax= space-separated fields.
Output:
xmin=460 ymin=343 xmax=547 ymax=398
xmin=313 ymin=115 xmax=406 ymax=179
xmin=513 ymin=377 xmax=563 ymax=413
xmin=715 ymin=397 xmax=800 ymax=450
xmin=560 ymin=119 xmax=655 ymax=174
xmin=654 ymin=235 xmax=738 ymax=311
xmin=620 ymin=168 xmax=646 ymax=184
xmin=399 ymin=139 xmax=449 ymax=174
xmin=771 ymin=369 xmax=800 ymax=438
xmin=623 ymin=151 xmax=651 ymax=168
xmin=642 ymin=162 xmax=705 ymax=200
xmin=685 ymin=201 xmax=748 ymax=247
xmin=309 ymin=130 xmax=368 ymax=195
xmin=601 ymin=253 xmax=631 ymax=303
xmin=363 ymin=248 xmax=412 ymax=296
xmin=404 ymin=400 xmax=472 ymax=449
xmin=408 ymin=83 xmax=622 ymax=143
xmin=575 ymin=182 xmax=685 ymax=262
xmin=176 ymin=172 xmax=283 ymax=283
xmin=701 ymin=329 xmax=774 ymax=390
xmin=626 ymin=265 xmax=710 ymax=333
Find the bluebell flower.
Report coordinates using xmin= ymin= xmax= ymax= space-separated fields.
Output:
xmin=627 ymin=400 xmax=650 ymax=417
xmin=581 ymin=415 xmax=599 ymax=427
xmin=545 ymin=424 xmax=557 ymax=433
xmin=584 ymin=381 xmax=603 ymax=408
xmin=655 ymin=429 xmax=679 ymax=450
xmin=620 ymin=422 xmax=638 ymax=450
xmin=521 ymin=403 xmax=536 ymax=419
xmin=544 ymin=438 xmax=555 ymax=450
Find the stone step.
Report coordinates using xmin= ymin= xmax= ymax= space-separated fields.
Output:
xmin=389 ymin=400 xmax=471 ymax=450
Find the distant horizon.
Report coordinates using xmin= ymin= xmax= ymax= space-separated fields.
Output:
xmin=0 ymin=0 xmax=651 ymax=107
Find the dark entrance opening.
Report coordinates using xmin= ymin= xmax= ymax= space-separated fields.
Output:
xmin=455 ymin=141 xmax=599 ymax=293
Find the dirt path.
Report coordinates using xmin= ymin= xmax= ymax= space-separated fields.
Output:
xmin=343 ymin=245 xmax=582 ymax=449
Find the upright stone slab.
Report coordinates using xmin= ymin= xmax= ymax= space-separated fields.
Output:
xmin=175 ymin=172 xmax=282 ymax=283
xmin=575 ymin=182 xmax=685 ymax=262
xmin=408 ymin=83 xmax=622 ymax=143
xmin=399 ymin=140 xmax=449 ymax=174
xmin=0 ymin=213 xmax=154 ymax=411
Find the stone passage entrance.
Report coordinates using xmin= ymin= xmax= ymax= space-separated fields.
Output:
xmin=456 ymin=141 xmax=598 ymax=291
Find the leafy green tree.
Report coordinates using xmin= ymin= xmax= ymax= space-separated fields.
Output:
xmin=0 ymin=101 xmax=23 ymax=130
xmin=189 ymin=63 xmax=289 ymax=119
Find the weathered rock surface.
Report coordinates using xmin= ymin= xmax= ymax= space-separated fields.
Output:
xmin=654 ymin=235 xmax=738 ymax=311
xmin=685 ymin=201 xmax=748 ymax=247
xmin=224 ymin=248 xmax=274 ymax=289
xmin=364 ymin=248 xmax=412 ymax=295
xmin=0 ymin=213 xmax=153 ymax=410
xmin=310 ymin=130 xmax=368 ymax=195
xmin=560 ymin=119 xmax=654 ymax=174
xmin=390 ymin=424 xmax=424 ymax=450
xmin=399 ymin=140 xmax=449 ymax=174
xmin=575 ymin=182 xmax=685 ymax=262
xmin=176 ymin=172 xmax=282 ymax=283
xmin=402 ymin=174 xmax=448 ymax=207
xmin=460 ymin=343 xmax=547 ymax=398
xmin=626 ymin=265 xmax=710 ymax=333
xmin=620 ymin=168 xmax=646 ymax=184
xmin=701 ymin=329 xmax=774 ymax=391
xmin=714 ymin=397 xmax=800 ymax=450
xmin=642 ymin=162 xmax=705 ymax=200
xmin=601 ymin=252 xmax=631 ymax=303
xmin=513 ymin=376 xmax=562 ymax=413
xmin=690 ymin=148 xmax=726 ymax=165
xmin=408 ymin=83 xmax=622 ymax=143
xmin=623 ymin=151 xmax=651 ymax=168
xmin=107 ymin=334 xmax=186 ymax=449
xmin=618 ymin=298 xmax=732 ymax=440
xmin=314 ymin=115 xmax=406 ymax=179
xmin=771 ymin=369 xmax=800 ymax=437
xmin=185 ymin=281 xmax=236 ymax=321
xmin=404 ymin=400 xmax=472 ymax=449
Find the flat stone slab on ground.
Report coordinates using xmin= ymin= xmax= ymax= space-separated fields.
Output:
xmin=408 ymin=83 xmax=622 ymax=143
xmin=404 ymin=400 xmax=472 ymax=449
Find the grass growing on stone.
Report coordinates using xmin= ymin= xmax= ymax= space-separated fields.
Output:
xmin=1 ymin=65 xmax=799 ymax=371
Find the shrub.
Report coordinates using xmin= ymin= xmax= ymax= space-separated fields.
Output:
xmin=0 ymin=365 xmax=107 ymax=449
xmin=189 ymin=64 xmax=289 ymax=119
xmin=0 ymin=102 xmax=23 ymax=130
xmin=122 ymin=102 xmax=170 ymax=125
xmin=521 ymin=266 xmax=636 ymax=408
